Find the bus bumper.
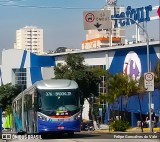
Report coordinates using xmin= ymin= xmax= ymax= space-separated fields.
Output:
xmin=37 ymin=119 xmax=81 ymax=133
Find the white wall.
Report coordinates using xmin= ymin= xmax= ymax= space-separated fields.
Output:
xmin=2 ymin=49 xmax=30 ymax=85
xmin=82 ymin=99 xmax=90 ymax=120
xmin=83 ymin=52 xmax=107 ymax=66
xmin=41 ymin=67 xmax=55 ymax=79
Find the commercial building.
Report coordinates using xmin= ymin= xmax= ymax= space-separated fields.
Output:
xmin=14 ymin=26 xmax=44 ymax=54
xmin=0 ymin=40 xmax=160 ymax=127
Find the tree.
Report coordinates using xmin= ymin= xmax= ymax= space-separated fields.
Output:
xmin=0 ymin=83 xmax=21 ymax=110
xmin=54 ymin=54 xmax=100 ymax=104
xmin=95 ymin=72 xmax=146 ymax=131
xmin=99 ymin=73 xmax=139 ymax=121
xmin=135 ymin=76 xmax=146 ymax=132
xmin=96 ymin=73 xmax=145 ymax=131
xmin=107 ymin=73 xmax=132 ymax=118
xmin=4 ymin=105 xmax=13 ymax=129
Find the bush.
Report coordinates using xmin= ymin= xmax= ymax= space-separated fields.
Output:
xmin=110 ymin=120 xmax=130 ymax=132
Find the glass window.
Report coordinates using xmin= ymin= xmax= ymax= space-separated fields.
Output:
xmin=37 ymin=89 xmax=80 ymax=112
xmin=13 ymin=68 xmax=27 ymax=90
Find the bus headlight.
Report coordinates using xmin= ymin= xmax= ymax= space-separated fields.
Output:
xmin=38 ymin=113 xmax=48 ymax=121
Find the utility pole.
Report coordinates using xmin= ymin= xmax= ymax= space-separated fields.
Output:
xmin=0 ymin=107 xmax=2 ymax=133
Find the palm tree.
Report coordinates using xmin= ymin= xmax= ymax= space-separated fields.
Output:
xmin=127 ymin=76 xmax=146 ymax=132
xmin=96 ymin=73 xmax=137 ymax=121
xmin=97 ymin=73 xmax=145 ymax=127
xmin=107 ymin=73 xmax=137 ymax=120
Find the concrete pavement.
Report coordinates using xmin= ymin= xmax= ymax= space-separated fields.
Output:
xmin=94 ymin=126 xmax=160 ymax=133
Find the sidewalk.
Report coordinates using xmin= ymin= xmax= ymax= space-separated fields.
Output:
xmin=94 ymin=125 xmax=160 ymax=133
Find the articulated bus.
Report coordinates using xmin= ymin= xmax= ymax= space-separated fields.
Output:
xmin=12 ymin=79 xmax=81 ymax=136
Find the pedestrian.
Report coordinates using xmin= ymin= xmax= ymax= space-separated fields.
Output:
xmin=2 ymin=111 xmax=6 ymax=130
xmin=145 ymin=108 xmax=156 ymax=128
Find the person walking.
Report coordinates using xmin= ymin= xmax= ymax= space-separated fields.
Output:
xmin=145 ymin=108 xmax=156 ymax=128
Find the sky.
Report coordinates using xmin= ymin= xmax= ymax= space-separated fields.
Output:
xmin=0 ymin=0 xmax=159 ymax=53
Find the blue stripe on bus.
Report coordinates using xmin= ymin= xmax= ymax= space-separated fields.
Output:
xmin=13 ymin=113 xmax=22 ymax=131
xmin=37 ymin=118 xmax=81 ymax=133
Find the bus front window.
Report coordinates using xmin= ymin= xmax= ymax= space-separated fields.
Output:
xmin=37 ymin=89 xmax=80 ymax=115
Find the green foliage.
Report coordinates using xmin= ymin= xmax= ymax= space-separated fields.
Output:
xmin=54 ymin=54 xmax=101 ymax=103
xmin=5 ymin=105 xmax=12 ymax=115
xmin=0 ymin=83 xmax=21 ymax=110
xmin=90 ymin=67 xmax=108 ymax=77
xmin=93 ymin=103 xmax=99 ymax=119
xmin=106 ymin=73 xmax=141 ymax=103
xmin=110 ymin=120 xmax=130 ymax=132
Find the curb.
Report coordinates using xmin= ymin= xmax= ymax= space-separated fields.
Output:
xmin=93 ymin=127 xmax=160 ymax=133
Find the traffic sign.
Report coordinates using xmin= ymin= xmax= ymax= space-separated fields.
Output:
xmin=83 ymin=10 xmax=111 ymax=30
xmin=144 ymin=72 xmax=154 ymax=91
xmin=157 ymin=6 xmax=160 ymax=17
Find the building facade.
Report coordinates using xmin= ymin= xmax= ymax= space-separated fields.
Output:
xmin=1 ymin=41 xmax=160 ymax=127
xmin=14 ymin=26 xmax=44 ymax=54
xmin=1 ymin=49 xmax=55 ymax=90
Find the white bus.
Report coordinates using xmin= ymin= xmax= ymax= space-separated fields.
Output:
xmin=12 ymin=79 xmax=81 ymax=137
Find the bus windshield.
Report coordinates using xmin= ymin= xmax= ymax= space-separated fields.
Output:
xmin=37 ymin=89 xmax=80 ymax=114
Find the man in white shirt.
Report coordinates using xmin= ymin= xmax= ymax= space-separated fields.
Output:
xmin=2 ymin=111 xmax=6 ymax=130
xmin=146 ymin=109 xmax=156 ymax=128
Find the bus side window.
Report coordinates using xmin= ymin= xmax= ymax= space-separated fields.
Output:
xmin=17 ymin=100 xmax=19 ymax=113
xmin=33 ymin=91 xmax=37 ymax=110
xmin=27 ymin=94 xmax=32 ymax=110
xmin=24 ymin=95 xmax=27 ymax=111
xmin=24 ymin=94 xmax=32 ymax=110
xmin=16 ymin=101 xmax=18 ymax=113
xmin=13 ymin=102 xmax=16 ymax=113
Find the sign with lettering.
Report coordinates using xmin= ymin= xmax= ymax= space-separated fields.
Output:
xmin=144 ymin=72 xmax=154 ymax=92
xmin=83 ymin=10 xmax=112 ymax=30
xmin=112 ymin=5 xmax=153 ymax=28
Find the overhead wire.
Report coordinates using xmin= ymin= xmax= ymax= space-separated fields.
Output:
xmin=0 ymin=3 xmax=100 ymax=10
xmin=0 ymin=0 xmax=24 ymax=2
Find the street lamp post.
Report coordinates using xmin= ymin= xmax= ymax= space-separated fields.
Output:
xmin=112 ymin=17 xmax=152 ymax=132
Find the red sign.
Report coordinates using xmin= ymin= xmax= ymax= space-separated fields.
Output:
xmin=157 ymin=6 xmax=160 ymax=17
xmin=85 ymin=13 xmax=95 ymax=23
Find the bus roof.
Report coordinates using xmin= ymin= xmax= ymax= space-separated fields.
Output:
xmin=12 ymin=79 xmax=78 ymax=102
xmin=35 ymin=79 xmax=78 ymax=90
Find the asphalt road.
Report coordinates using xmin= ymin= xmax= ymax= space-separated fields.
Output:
xmin=1 ymin=131 xmax=160 ymax=142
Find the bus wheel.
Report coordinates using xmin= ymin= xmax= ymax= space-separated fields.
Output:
xmin=68 ymin=132 xmax=74 ymax=137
